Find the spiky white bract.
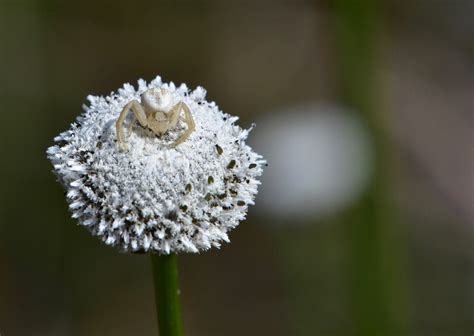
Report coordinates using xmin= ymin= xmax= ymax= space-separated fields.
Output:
xmin=47 ymin=76 xmax=265 ymax=254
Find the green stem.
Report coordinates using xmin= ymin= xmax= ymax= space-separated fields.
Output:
xmin=333 ymin=0 xmax=409 ymax=334
xmin=151 ymin=253 xmax=184 ymax=336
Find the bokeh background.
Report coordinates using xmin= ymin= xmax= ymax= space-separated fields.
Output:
xmin=0 ymin=0 xmax=473 ymax=335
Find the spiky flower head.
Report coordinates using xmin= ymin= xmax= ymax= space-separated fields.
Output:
xmin=47 ymin=76 xmax=265 ymax=254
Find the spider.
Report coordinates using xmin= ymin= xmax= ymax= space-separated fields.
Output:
xmin=115 ymin=88 xmax=195 ymax=149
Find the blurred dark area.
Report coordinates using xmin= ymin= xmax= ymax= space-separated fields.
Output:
xmin=0 ymin=0 xmax=472 ymax=335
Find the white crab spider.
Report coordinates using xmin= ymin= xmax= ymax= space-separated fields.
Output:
xmin=116 ymin=88 xmax=195 ymax=149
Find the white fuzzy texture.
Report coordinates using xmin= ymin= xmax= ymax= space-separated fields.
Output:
xmin=47 ymin=76 xmax=265 ymax=254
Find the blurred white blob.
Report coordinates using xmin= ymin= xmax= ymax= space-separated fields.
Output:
xmin=252 ymin=103 xmax=374 ymax=221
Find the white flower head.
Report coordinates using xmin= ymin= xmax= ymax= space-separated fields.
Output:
xmin=253 ymin=103 xmax=373 ymax=222
xmin=47 ymin=76 xmax=265 ymax=254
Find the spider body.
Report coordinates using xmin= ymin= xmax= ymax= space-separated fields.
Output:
xmin=116 ymin=88 xmax=195 ymax=149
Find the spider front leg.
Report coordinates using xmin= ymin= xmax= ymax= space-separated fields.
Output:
xmin=116 ymin=100 xmax=148 ymax=149
xmin=169 ymin=102 xmax=195 ymax=148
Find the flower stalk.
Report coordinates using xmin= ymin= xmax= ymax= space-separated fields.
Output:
xmin=151 ymin=253 xmax=184 ymax=336
xmin=333 ymin=0 xmax=408 ymax=334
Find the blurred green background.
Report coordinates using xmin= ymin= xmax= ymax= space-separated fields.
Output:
xmin=0 ymin=0 xmax=472 ymax=335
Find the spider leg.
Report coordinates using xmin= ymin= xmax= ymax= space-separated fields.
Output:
xmin=167 ymin=102 xmax=182 ymax=129
xmin=127 ymin=114 xmax=136 ymax=136
xmin=171 ymin=102 xmax=195 ymax=148
xmin=116 ymin=100 xmax=147 ymax=149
